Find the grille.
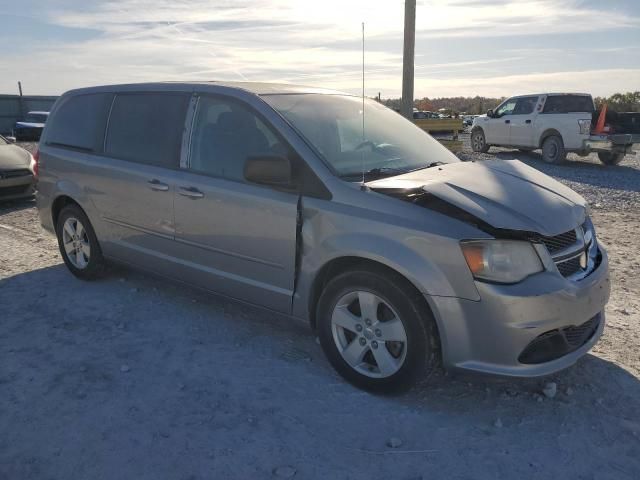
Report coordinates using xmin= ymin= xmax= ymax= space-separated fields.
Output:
xmin=0 ymin=169 xmax=31 ymax=179
xmin=538 ymin=229 xmax=577 ymax=254
xmin=564 ymin=315 xmax=600 ymax=347
xmin=556 ymin=256 xmax=583 ymax=277
xmin=519 ymin=315 xmax=601 ymax=364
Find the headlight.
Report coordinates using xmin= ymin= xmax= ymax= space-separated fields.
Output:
xmin=578 ymin=119 xmax=591 ymax=135
xmin=461 ymin=240 xmax=543 ymax=284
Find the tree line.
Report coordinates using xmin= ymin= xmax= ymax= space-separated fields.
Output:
xmin=380 ymin=92 xmax=640 ymax=114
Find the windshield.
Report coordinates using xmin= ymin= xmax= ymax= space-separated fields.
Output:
xmin=262 ymin=94 xmax=459 ymax=180
xmin=24 ymin=113 xmax=48 ymax=123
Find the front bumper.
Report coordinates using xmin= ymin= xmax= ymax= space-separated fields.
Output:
xmin=429 ymin=244 xmax=610 ymax=377
xmin=0 ymin=173 xmax=36 ymax=200
xmin=583 ymin=134 xmax=640 ymax=155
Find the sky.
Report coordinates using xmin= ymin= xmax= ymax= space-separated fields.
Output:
xmin=1 ymin=0 xmax=639 ymax=99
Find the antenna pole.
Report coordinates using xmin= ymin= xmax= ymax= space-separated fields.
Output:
xmin=361 ymin=22 xmax=366 ymax=188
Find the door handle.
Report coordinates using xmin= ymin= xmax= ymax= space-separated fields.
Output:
xmin=505 ymin=119 xmax=511 ymax=124
xmin=148 ymin=179 xmax=169 ymax=191
xmin=525 ymin=119 xmax=532 ymax=124
xmin=179 ymin=186 xmax=204 ymax=199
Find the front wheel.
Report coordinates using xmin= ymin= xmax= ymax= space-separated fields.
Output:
xmin=471 ymin=129 xmax=490 ymax=153
xmin=317 ymin=269 xmax=439 ymax=393
xmin=598 ymin=151 xmax=625 ymax=166
xmin=56 ymin=205 xmax=106 ymax=280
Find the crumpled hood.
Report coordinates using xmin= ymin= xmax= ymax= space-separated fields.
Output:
xmin=367 ymin=160 xmax=587 ymax=237
xmin=0 ymin=144 xmax=33 ymax=170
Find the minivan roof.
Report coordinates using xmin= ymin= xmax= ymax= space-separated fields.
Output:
xmin=62 ymin=81 xmax=350 ymax=97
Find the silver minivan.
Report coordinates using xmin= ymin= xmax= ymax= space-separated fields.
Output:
xmin=36 ymin=82 xmax=610 ymax=392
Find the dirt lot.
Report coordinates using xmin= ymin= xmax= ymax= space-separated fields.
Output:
xmin=1 ymin=142 xmax=639 ymax=479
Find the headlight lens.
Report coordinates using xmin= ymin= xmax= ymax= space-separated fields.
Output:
xmin=461 ymin=240 xmax=543 ymax=284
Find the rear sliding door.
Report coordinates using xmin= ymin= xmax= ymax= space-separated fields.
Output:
xmin=91 ymin=92 xmax=189 ymax=269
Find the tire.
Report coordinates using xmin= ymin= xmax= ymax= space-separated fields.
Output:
xmin=598 ymin=152 xmax=625 ymax=166
xmin=316 ymin=268 xmax=439 ymax=393
xmin=471 ymin=128 xmax=490 ymax=153
xmin=541 ymin=135 xmax=566 ymax=164
xmin=56 ymin=204 xmax=105 ymax=280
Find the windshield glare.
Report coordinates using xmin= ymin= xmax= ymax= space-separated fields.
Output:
xmin=262 ymin=94 xmax=459 ymax=180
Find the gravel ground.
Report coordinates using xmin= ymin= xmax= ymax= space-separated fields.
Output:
xmin=457 ymin=133 xmax=640 ymax=211
xmin=1 ymin=142 xmax=639 ymax=479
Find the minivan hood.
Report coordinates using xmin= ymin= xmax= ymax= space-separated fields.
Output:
xmin=367 ymin=160 xmax=587 ymax=237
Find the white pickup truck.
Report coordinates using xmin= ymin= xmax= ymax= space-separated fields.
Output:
xmin=471 ymin=93 xmax=639 ymax=165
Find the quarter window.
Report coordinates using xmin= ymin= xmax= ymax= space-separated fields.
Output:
xmin=105 ymin=93 xmax=189 ymax=168
xmin=189 ymin=96 xmax=289 ymax=182
xmin=46 ymin=93 xmax=112 ymax=151
xmin=542 ymin=95 xmax=594 ymax=114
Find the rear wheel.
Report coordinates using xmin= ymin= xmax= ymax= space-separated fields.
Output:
xmin=56 ymin=205 xmax=105 ymax=280
xmin=317 ymin=268 xmax=439 ymax=393
xmin=471 ymin=128 xmax=490 ymax=153
xmin=541 ymin=135 xmax=566 ymax=164
xmin=598 ymin=151 xmax=625 ymax=166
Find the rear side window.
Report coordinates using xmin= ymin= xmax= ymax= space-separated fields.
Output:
xmin=46 ymin=93 xmax=112 ymax=151
xmin=542 ymin=95 xmax=594 ymax=114
xmin=105 ymin=93 xmax=189 ymax=168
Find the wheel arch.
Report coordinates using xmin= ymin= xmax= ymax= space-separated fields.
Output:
xmin=471 ymin=125 xmax=485 ymax=136
xmin=538 ymin=128 xmax=562 ymax=148
xmin=307 ymin=256 xmax=438 ymax=333
xmin=51 ymin=195 xmax=84 ymax=231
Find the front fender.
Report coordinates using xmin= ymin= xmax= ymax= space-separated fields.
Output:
xmin=292 ymin=205 xmax=481 ymax=321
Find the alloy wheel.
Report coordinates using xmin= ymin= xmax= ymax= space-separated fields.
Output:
xmin=331 ymin=290 xmax=408 ymax=378
xmin=61 ymin=217 xmax=91 ymax=269
xmin=472 ymin=132 xmax=484 ymax=151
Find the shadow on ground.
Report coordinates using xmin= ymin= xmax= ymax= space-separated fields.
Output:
xmin=0 ymin=196 xmax=36 ymax=215
xmin=1 ymin=264 xmax=639 ymax=479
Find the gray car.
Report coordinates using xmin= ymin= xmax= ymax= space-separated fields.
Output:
xmin=0 ymin=135 xmax=36 ymax=201
xmin=36 ymin=82 xmax=610 ymax=392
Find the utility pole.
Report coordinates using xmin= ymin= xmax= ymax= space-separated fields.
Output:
xmin=17 ymin=81 xmax=25 ymax=121
xmin=401 ymin=0 xmax=416 ymax=119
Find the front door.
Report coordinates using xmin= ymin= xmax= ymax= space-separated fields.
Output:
xmin=172 ymin=94 xmax=299 ymax=313
xmin=485 ymin=97 xmax=517 ymax=145
xmin=508 ymin=96 xmax=539 ymax=147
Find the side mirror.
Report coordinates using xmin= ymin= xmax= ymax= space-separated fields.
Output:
xmin=486 ymin=109 xmax=494 ymax=118
xmin=5 ymin=136 xmax=16 ymax=144
xmin=244 ymin=155 xmax=293 ymax=188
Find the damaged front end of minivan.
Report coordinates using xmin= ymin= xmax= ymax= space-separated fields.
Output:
xmin=365 ymin=159 xmax=610 ymax=375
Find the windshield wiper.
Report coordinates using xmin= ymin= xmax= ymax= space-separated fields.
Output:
xmin=340 ymin=167 xmax=407 ymax=181
xmin=341 ymin=162 xmax=448 ymax=181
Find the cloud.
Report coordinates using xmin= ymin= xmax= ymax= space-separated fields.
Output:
xmin=0 ymin=0 xmax=638 ymax=98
